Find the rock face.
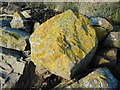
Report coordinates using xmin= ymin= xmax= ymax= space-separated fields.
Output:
xmin=0 ymin=53 xmax=26 ymax=89
xmin=30 ymin=10 xmax=97 ymax=80
xmin=104 ymin=32 xmax=120 ymax=48
xmin=0 ymin=26 xmax=30 ymax=51
xmin=67 ymin=68 xmax=118 ymax=88
xmin=90 ymin=17 xmax=113 ymax=41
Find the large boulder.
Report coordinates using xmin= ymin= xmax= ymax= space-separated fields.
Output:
xmin=67 ymin=68 xmax=118 ymax=88
xmin=0 ymin=26 xmax=30 ymax=51
xmin=30 ymin=10 xmax=97 ymax=80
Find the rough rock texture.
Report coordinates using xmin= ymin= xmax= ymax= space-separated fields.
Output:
xmin=10 ymin=11 xmax=26 ymax=29
xmin=104 ymin=32 xmax=120 ymax=48
xmin=30 ymin=10 xmax=97 ymax=80
xmin=0 ymin=26 xmax=30 ymax=51
xmin=0 ymin=53 xmax=26 ymax=89
xmin=10 ymin=11 xmax=32 ymax=33
xmin=90 ymin=17 xmax=113 ymax=41
xmin=67 ymin=68 xmax=118 ymax=88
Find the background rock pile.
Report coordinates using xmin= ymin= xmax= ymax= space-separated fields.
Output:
xmin=0 ymin=2 xmax=120 ymax=89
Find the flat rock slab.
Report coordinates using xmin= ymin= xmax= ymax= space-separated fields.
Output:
xmin=30 ymin=10 xmax=97 ymax=80
xmin=0 ymin=26 xmax=30 ymax=51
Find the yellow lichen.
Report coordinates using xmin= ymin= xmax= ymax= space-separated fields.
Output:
xmin=30 ymin=9 xmax=97 ymax=79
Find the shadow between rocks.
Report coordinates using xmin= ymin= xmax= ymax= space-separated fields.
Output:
xmin=70 ymin=47 xmax=97 ymax=79
xmin=0 ymin=46 xmax=23 ymax=58
xmin=11 ymin=61 xmax=44 ymax=89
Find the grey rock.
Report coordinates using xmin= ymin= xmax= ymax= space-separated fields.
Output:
xmin=6 ymin=73 xmax=21 ymax=87
xmin=104 ymin=32 xmax=120 ymax=48
xmin=0 ymin=60 xmax=12 ymax=71
xmin=21 ymin=10 xmax=31 ymax=18
xmin=13 ymin=62 xmax=25 ymax=74
xmin=0 ymin=52 xmax=26 ymax=89
xmin=1 ymin=53 xmax=25 ymax=74
xmin=10 ymin=11 xmax=25 ymax=29
xmin=10 ymin=11 xmax=31 ymax=33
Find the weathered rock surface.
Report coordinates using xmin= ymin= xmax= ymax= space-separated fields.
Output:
xmin=67 ymin=68 xmax=118 ymax=88
xmin=90 ymin=17 xmax=113 ymax=41
xmin=10 ymin=11 xmax=31 ymax=33
xmin=0 ymin=26 xmax=30 ymax=51
xmin=104 ymin=32 xmax=120 ymax=48
xmin=0 ymin=53 xmax=26 ymax=89
xmin=10 ymin=11 xmax=25 ymax=29
xmin=30 ymin=10 xmax=97 ymax=80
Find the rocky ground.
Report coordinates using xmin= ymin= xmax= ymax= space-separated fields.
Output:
xmin=0 ymin=2 xmax=120 ymax=90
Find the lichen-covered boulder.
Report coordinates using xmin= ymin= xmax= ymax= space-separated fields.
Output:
xmin=67 ymin=68 xmax=118 ymax=88
xmin=0 ymin=26 xmax=30 ymax=51
xmin=104 ymin=32 xmax=120 ymax=48
xmin=90 ymin=17 xmax=113 ymax=41
xmin=30 ymin=10 xmax=97 ymax=80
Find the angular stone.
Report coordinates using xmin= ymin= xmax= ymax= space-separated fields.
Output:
xmin=0 ymin=26 xmax=30 ymax=51
xmin=104 ymin=32 xmax=120 ymax=48
xmin=0 ymin=53 xmax=26 ymax=89
xmin=90 ymin=17 xmax=113 ymax=41
xmin=1 ymin=53 xmax=25 ymax=74
xmin=30 ymin=10 xmax=97 ymax=80
xmin=4 ymin=73 xmax=21 ymax=89
xmin=21 ymin=10 xmax=31 ymax=18
xmin=13 ymin=62 xmax=25 ymax=74
xmin=67 ymin=68 xmax=118 ymax=88
xmin=10 ymin=11 xmax=31 ymax=33
xmin=10 ymin=11 xmax=25 ymax=29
